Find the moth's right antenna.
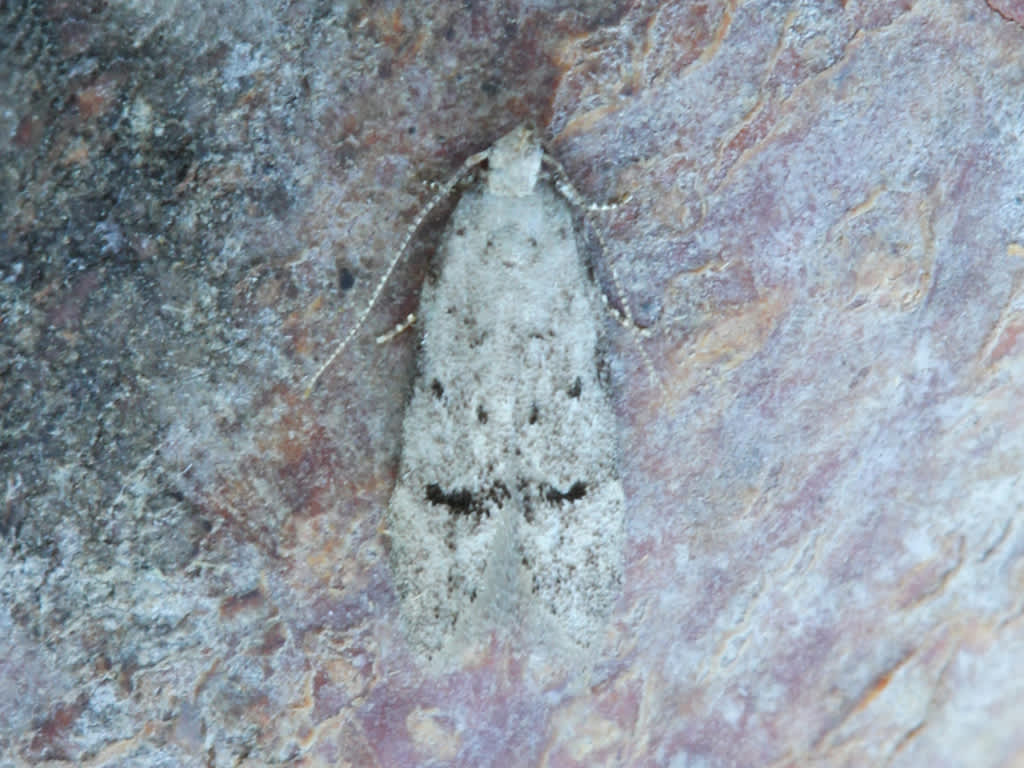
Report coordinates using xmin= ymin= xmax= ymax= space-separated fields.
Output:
xmin=542 ymin=152 xmax=661 ymax=392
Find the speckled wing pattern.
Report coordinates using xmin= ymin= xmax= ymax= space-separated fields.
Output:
xmin=385 ymin=126 xmax=625 ymax=662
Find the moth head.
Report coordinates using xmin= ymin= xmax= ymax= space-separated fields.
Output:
xmin=486 ymin=123 xmax=543 ymax=198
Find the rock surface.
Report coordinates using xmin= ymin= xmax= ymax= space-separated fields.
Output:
xmin=2 ymin=0 xmax=1023 ymax=765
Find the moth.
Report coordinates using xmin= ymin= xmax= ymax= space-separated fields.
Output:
xmin=312 ymin=125 xmax=627 ymax=662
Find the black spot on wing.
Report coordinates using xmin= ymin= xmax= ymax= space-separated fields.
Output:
xmin=426 ymin=483 xmax=473 ymax=513
xmin=544 ymin=481 xmax=587 ymax=504
xmin=425 ymin=481 xmax=510 ymax=517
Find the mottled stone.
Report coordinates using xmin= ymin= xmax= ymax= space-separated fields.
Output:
xmin=2 ymin=0 xmax=1022 ymax=766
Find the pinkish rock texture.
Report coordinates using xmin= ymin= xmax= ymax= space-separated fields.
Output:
xmin=2 ymin=0 xmax=1023 ymax=766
